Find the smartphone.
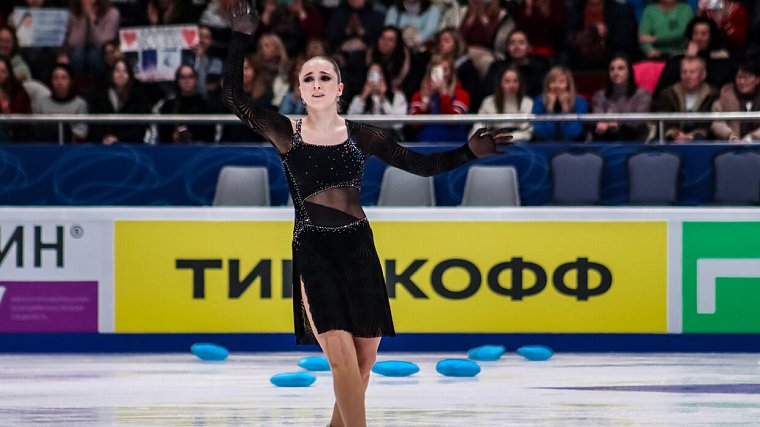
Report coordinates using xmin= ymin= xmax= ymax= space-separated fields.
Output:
xmin=431 ymin=65 xmax=444 ymax=83
xmin=368 ymin=70 xmax=381 ymax=83
xmin=176 ymin=126 xmax=192 ymax=142
xmin=704 ymin=0 xmax=724 ymax=9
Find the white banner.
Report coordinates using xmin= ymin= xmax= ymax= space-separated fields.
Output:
xmin=10 ymin=8 xmax=69 ymax=48
xmin=119 ymin=25 xmax=198 ymax=82
xmin=0 ymin=218 xmax=113 ymax=332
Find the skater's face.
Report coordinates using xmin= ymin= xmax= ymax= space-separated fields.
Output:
xmin=299 ymin=58 xmax=343 ymax=111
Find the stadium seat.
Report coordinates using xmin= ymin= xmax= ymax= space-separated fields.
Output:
xmin=212 ymin=166 xmax=270 ymax=206
xmin=627 ymin=151 xmax=681 ymax=205
xmin=461 ymin=166 xmax=520 ymax=206
xmin=377 ymin=167 xmax=435 ymax=206
xmin=551 ymin=151 xmax=604 ymax=205
xmin=712 ymin=150 xmax=760 ymax=205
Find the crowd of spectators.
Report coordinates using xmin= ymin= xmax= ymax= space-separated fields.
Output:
xmin=0 ymin=0 xmax=759 ymax=144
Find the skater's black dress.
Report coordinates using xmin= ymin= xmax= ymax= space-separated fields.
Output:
xmin=224 ymin=31 xmax=477 ymax=345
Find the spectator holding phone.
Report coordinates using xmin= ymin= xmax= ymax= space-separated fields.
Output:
xmin=697 ymin=0 xmax=748 ymax=55
xmin=348 ymin=62 xmax=408 ymax=137
xmin=148 ymin=65 xmax=215 ymax=144
xmin=410 ymin=55 xmax=470 ymax=142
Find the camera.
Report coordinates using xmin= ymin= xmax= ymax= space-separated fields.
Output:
xmin=704 ymin=0 xmax=724 ymax=9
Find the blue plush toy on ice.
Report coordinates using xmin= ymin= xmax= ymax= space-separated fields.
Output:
xmin=298 ymin=356 xmax=330 ymax=371
xmin=517 ymin=345 xmax=554 ymax=361
xmin=372 ymin=360 xmax=420 ymax=377
xmin=190 ymin=343 xmax=229 ymax=361
xmin=270 ymin=372 xmax=317 ymax=387
xmin=435 ymin=359 xmax=481 ymax=377
xmin=467 ymin=345 xmax=506 ymax=361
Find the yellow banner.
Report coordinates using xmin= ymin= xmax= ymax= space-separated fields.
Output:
xmin=373 ymin=221 xmax=667 ymax=333
xmin=115 ymin=221 xmax=294 ymax=332
xmin=114 ymin=221 xmax=667 ymax=333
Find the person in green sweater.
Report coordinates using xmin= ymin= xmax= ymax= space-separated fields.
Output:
xmin=639 ymin=0 xmax=694 ymax=58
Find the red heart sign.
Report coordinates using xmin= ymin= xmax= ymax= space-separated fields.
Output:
xmin=122 ymin=30 xmax=137 ymax=47
xmin=182 ymin=28 xmax=198 ymax=47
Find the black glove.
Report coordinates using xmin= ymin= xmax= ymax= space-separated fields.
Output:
xmin=228 ymin=0 xmax=260 ymax=35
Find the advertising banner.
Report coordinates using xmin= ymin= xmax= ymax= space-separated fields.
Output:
xmin=114 ymin=221 xmax=294 ymax=332
xmin=682 ymin=222 xmax=760 ymax=333
xmin=374 ymin=221 xmax=667 ymax=333
xmin=0 ymin=220 xmax=110 ymax=332
xmin=114 ymin=220 xmax=667 ymax=333
xmin=119 ymin=25 xmax=198 ymax=82
xmin=0 ymin=281 xmax=97 ymax=332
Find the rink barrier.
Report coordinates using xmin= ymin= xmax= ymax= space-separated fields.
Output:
xmin=1 ymin=207 xmax=759 ymax=352
xmin=1 ymin=143 xmax=759 ymax=206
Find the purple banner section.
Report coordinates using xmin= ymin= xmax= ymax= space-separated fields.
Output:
xmin=0 ymin=282 xmax=98 ymax=332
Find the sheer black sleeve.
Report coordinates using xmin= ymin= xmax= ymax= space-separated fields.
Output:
xmin=352 ymin=122 xmax=477 ymax=177
xmin=223 ymin=31 xmax=293 ymax=153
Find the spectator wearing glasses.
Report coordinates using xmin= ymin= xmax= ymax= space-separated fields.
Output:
xmin=148 ymin=65 xmax=215 ymax=144
xmin=711 ymin=62 xmax=760 ymax=142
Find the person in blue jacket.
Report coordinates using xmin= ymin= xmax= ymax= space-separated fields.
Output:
xmin=531 ymin=66 xmax=588 ymax=141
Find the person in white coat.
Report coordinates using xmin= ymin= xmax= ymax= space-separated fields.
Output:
xmin=471 ymin=66 xmax=533 ymax=141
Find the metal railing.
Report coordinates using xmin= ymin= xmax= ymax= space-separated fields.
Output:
xmin=2 ymin=112 xmax=760 ymax=145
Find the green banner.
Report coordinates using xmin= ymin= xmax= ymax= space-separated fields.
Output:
xmin=682 ymin=222 xmax=760 ymax=333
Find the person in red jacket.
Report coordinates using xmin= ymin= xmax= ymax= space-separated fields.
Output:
xmin=409 ymin=55 xmax=470 ymax=142
xmin=698 ymin=0 xmax=748 ymax=55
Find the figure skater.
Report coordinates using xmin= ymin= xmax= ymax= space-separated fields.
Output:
xmin=222 ymin=1 xmax=512 ymax=425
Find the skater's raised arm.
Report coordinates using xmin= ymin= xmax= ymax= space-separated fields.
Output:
xmin=223 ymin=0 xmax=293 ymax=153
